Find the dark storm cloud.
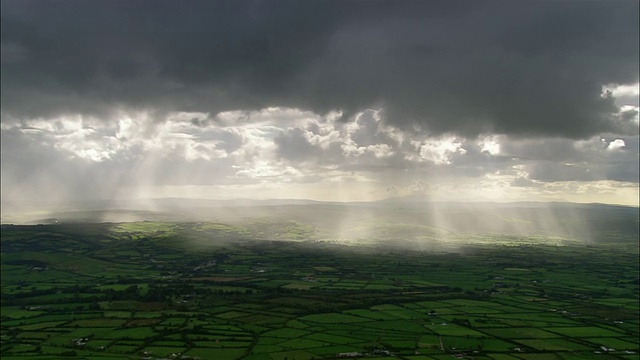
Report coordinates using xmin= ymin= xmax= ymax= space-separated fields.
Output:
xmin=2 ymin=0 xmax=638 ymax=138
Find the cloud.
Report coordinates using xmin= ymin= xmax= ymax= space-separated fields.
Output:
xmin=274 ymin=128 xmax=319 ymax=162
xmin=606 ymin=83 xmax=640 ymax=107
xmin=413 ymin=137 xmax=467 ymax=165
xmin=1 ymin=1 xmax=638 ymax=209
xmin=607 ymin=139 xmax=626 ymax=151
xmin=2 ymin=0 xmax=638 ymax=138
xmin=511 ymin=177 xmax=537 ymax=188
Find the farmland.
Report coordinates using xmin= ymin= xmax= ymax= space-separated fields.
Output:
xmin=1 ymin=205 xmax=639 ymax=360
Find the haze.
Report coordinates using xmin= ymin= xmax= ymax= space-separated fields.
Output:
xmin=1 ymin=0 xmax=639 ymax=218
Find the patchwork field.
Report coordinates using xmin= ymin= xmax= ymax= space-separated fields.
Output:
xmin=1 ymin=219 xmax=638 ymax=360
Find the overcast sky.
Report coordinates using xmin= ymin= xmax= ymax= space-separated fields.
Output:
xmin=1 ymin=0 xmax=638 ymax=209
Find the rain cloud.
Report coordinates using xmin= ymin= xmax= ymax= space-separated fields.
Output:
xmin=1 ymin=0 xmax=638 ymax=209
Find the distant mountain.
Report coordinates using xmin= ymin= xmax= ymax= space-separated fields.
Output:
xmin=378 ymin=194 xmax=433 ymax=204
xmin=377 ymin=195 xmax=638 ymax=210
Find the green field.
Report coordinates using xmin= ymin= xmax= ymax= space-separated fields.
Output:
xmin=1 ymin=219 xmax=639 ymax=360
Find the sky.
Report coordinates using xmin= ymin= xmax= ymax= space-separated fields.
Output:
xmin=1 ymin=0 xmax=639 ymax=210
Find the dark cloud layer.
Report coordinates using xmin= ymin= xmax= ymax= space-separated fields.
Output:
xmin=2 ymin=0 xmax=638 ymax=138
